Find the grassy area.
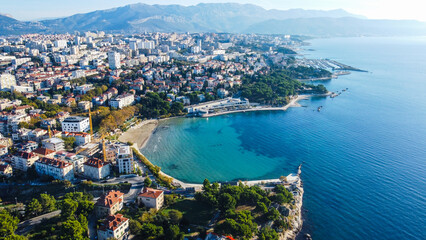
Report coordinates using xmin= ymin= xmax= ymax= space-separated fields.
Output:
xmin=164 ymin=199 xmax=215 ymax=226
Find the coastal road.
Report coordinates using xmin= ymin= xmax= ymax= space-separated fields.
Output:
xmin=16 ymin=210 xmax=61 ymax=235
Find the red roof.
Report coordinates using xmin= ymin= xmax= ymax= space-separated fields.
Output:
xmin=83 ymin=158 xmax=109 ymax=168
xmin=14 ymin=151 xmax=36 ymax=159
xmin=96 ymin=190 xmax=124 ymax=208
xmin=33 ymin=147 xmax=55 ymax=156
xmin=36 ymin=157 xmax=72 ymax=169
xmin=138 ymin=187 xmax=163 ymax=199
xmin=99 ymin=214 xmax=128 ymax=231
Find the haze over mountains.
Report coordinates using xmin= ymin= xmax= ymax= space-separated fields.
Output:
xmin=1 ymin=3 xmax=426 ymax=37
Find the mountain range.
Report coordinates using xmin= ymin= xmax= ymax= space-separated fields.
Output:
xmin=1 ymin=3 xmax=426 ymax=37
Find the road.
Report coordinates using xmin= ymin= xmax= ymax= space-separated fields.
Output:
xmin=96 ymin=175 xmax=145 ymax=203
xmin=16 ymin=210 xmax=61 ymax=235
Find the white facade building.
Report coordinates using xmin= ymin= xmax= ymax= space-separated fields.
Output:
xmin=0 ymin=74 xmax=16 ymax=91
xmin=108 ymin=52 xmax=121 ymax=70
xmin=116 ymin=145 xmax=133 ymax=174
xmin=109 ymin=94 xmax=134 ymax=109
xmin=34 ymin=157 xmax=75 ymax=181
xmin=42 ymin=138 xmax=65 ymax=152
xmin=97 ymin=214 xmax=129 ymax=240
xmin=83 ymin=158 xmax=110 ymax=180
xmin=61 ymin=116 xmax=90 ymax=133
xmin=12 ymin=151 xmax=39 ymax=172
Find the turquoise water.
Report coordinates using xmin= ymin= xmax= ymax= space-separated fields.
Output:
xmin=143 ymin=37 xmax=426 ymax=239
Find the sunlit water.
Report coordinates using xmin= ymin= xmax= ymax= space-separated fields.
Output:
xmin=143 ymin=37 xmax=426 ymax=239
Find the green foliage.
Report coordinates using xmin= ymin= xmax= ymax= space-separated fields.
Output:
xmin=132 ymin=148 xmax=173 ymax=188
xmin=0 ymin=210 xmax=20 ymax=238
xmin=144 ymin=177 xmax=152 ymax=188
xmin=167 ymin=209 xmax=183 ymax=225
xmin=273 ymin=185 xmax=293 ymax=204
xmin=61 ymin=137 xmax=76 ymax=150
xmin=60 ymin=219 xmax=86 ymax=240
xmin=286 ymin=66 xmax=332 ymax=79
xmin=139 ymin=223 xmax=164 ymax=240
xmin=60 ymin=199 xmax=78 ymax=219
xmin=27 ymin=198 xmax=42 ymax=216
xmin=39 ymin=194 xmax=57 ymax=213
xmin=99 ymin=106 xmax=137 ymax=133
xmin=218 ymin=193 xmax=237 ymax=211
xmin=215 ymin=211 xmax=257 ymax=240
xmin=256 ymin=201 xmax=268 ymax=214
xmin=258 ymin=227 xmax=278 ymax=240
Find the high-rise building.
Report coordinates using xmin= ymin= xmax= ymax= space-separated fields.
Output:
xmin=74 ymin=36 xmax=80 ymax=45
xmin=108 ymin=52 xmax=121 ymax=70
xmin=54 ymin=39 xmax=67 ymax=49
xmin=0 ymin=74 xmax=16 ymax=91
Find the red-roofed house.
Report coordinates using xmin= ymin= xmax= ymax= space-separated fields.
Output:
xmin=0 ymin=145 xmax=8 ymax=156
xmin=95 ymin=190 xmax=124 ymax=218
xmin=34 ymin=157 xmax=74 ymax=181
xmin=0 ymin=163 xmax=12 ymax=178
xmin=32 ymin=147 xmax=55 ymax=158
xmin=97 ymin=214 xmax=129 ymax=240
xmin=83 ymin=158 xmax=110 ymax=180
xmin=137 ymin=187 xmax=164 ymax=210
xmin=11 ymin=151 xmax=39 ymax=171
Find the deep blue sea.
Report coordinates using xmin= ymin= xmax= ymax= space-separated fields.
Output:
xmin=143 ymin=37 xmax=426 ymax=239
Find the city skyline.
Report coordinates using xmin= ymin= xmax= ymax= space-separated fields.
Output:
xmin=2 ymin=0 xmax=426 ymax=22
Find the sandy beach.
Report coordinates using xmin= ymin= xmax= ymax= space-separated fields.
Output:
xmin=118 ymin=119 xmax=158 ymax=149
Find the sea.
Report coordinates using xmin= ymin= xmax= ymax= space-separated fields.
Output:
xmin=142 ymin=37 xmax=426 ymax=239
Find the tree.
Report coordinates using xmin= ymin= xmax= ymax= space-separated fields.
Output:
xmin=0 ymin=210 xmax=20 ymax=238
xmin=39 ymin=194 xmax=56 ymax=213
xmin=256 ymin=202 xmax=268 ymax=214
xmin=139 ymin=223 xmax=164 ymax=240
xmin=27 ymin=198 xmax=42 ymax=216
xmin=129 ymin=219 xmax=142 ymax=235
xmin=60 ymin=199 xmax=78 ymax=219
xmin=62 ymin=137 xmax=76 ymax=150
xmin=266 ymin=208 xmax=280 ymax=221
xmin=5 ymin=235 xmax=27 ymax=240
xmin=60 ymin=219 xmax=86 ymax=240
xmin=218 ymin=193 xmax=236 ymax=211
xmin=168 ymin=210 xmax=183 ymax=225
xmin=258 ymin=227 xmax=278 ymax=240
xmin=165 ymin=225 xmax=183 ymax=240
xmin=144 ymin=177 xmax=152 ymax=188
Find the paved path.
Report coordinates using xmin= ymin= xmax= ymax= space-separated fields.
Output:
xmin=16 ymin=210 xmax=61 ymax=235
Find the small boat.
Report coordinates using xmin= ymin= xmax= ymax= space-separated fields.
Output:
xmin=317 ymin=106 xmax=322 ymax=112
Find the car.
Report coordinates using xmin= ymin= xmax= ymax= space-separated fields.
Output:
xmin=101 ymin=180 xmax=108 ymax=183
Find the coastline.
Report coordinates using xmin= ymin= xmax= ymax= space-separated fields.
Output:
xmin=201 ymin=94 xmax=310 ymax=118
xmin=118 ymin=119 xmax=158 ymax=149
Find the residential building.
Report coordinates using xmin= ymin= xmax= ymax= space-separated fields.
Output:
xmin=108 ymin=52 xmax=121 ymax=70
xmin=116 ymin=145 xmax=133 ymax=174
xmin=34 ymin=157 xmax=74 ymax=181
xmin=0 ymin=163 xmax=13 ymax=178
xmin=0 ymin=74 xmax=16 ymax=91
xmin=0 ymin=145 xmax=8 ymax=156
xmin=32 ymin=147 xmax=55 ymax=158
xmin=83 ymin=158 xmax=110 ymax=180
xmin=61 ymin=116 xmax=90 ymax=133
xmin=54 ymin=151 xmax=86 ymax=174
xmin=137 ymin=187 xmax=164 ymax=210
xmin=109 ymin=94 xmax=134 ymax=109
xmin=11 ymin=151 xmax=39 ymax=171
xmin=97 ymin=214 xmax=129 ymax=240
xmin=42 ymin=137 xmax=65 ymax=152
xmin=95 ymin=191 xmax=124 ymax=218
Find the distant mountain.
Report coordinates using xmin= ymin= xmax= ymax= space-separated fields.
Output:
xmin=1 ymin=3 xmax=426 ymax=37
xmin=245 ymin=17 xmax=426 ymax=37
xmin=0 ymin=14 xmax=47 ymax=35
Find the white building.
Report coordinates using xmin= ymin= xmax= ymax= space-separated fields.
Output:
xmin=42 ymin=138 xmax=65 ymax=152
xmin=12 ymin=151 xmax=39 ymax=172
xmin=116 ymin=145 xmax=133 ymax=174
xmin=0 ymin=74 xmax=16 ymax=91
xmin=61 ymin=116 xmax=90 ymax=133
xmin=108 ymin=52 xmax=121 ymax=70
xmin=137 ymin=187 xmax=164 ymax=210
xmin=97 ymin=214 xmax=129 ymax=240
xmin=83 ymin=158 xmax=110 ymax=180
xmin=54 ymin=40 xmax=67 ymax=49
xmin=34 ymin=157 xmax=74 ymax=181
xmin=109 ymin=94 xmax=134 ymax=109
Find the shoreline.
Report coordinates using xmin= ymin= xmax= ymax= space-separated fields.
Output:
xmin=201 ymin=94 xmax=310 ymax=118
xmin=118 ymin=119 xmax=158 ymax=149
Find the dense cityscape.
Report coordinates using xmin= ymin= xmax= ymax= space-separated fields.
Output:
xmin=0 ymin=31 xmax=335 ymax=240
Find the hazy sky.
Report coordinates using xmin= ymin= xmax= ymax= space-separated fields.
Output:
xmin=2 ymin=0 xmax=425 ymax=21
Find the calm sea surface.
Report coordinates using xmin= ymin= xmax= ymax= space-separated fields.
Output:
xmin=143 ymin=37 xmax=426 ymax=239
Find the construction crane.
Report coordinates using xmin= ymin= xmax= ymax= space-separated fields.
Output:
xmin=39 ymin=117 xmax=53 ymax=138
xmin=102 ymin=134 xmax=107 ymax=162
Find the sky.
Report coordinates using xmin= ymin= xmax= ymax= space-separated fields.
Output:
xmin=1 ymin=0 xmax=426 ymax=22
